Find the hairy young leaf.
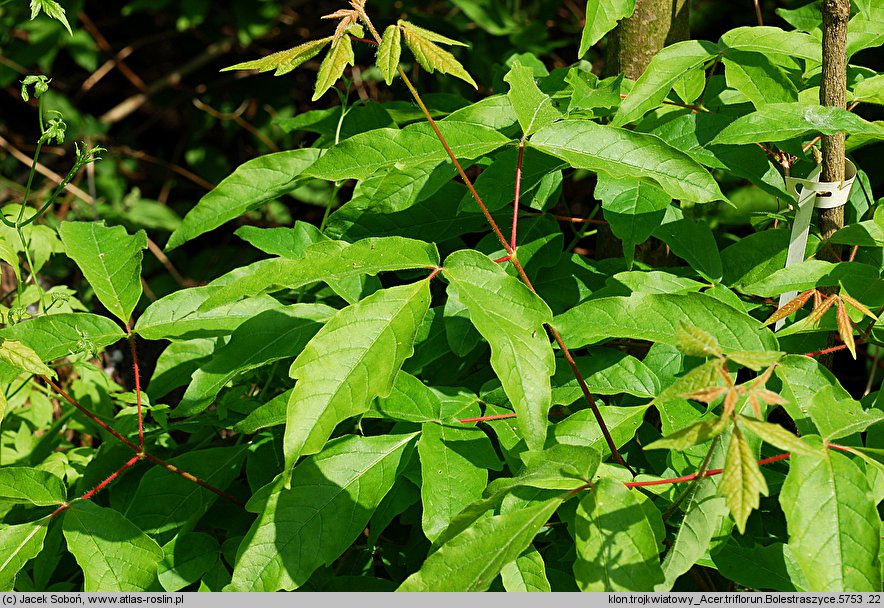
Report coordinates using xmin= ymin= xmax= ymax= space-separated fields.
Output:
xmin=556 ymin=292 xmax=777 ymax=352
xmin=63 ymin=502 xmax=164 ymax=592
xmin=398 ymin=495 xmax=563 ymax=591
xmin=376 ymin=25 xmax=402 ymax=85
xmin=400 ymin=21 xmax=477 ymax=88
xmin=613 ymin=40 xmax=719 ymax=126
xmin=29 ymin=0 xmax=71 ymax=35
xmin=166 ymin=149 xmax=320 ymax=251
xmin=574 ymin=478 xmax=664 ymax=591
xmin=228 ymin=433 xmax=417 ymax=591
xmin=711 ymin=103 xmax=884 ymax=145
xmin=443 ymin=250 xmax=555 ymax=451
xmin=721 ymin=424 xmax=768 ymax=534
xmin=58 ymin=222 xmax=147 ymax=325
xmin=531 ymin=120 xmax=726 ymax=204
xmin=675 ymin=324 xmax=724 ymax=358
xmin=284 ymin=281 xmax=430 ymax=465
xmin=305 ymin=121 xmax=508 ymax=182
xmin=222 ymin=37 xmax=332 ymax=76
xmin=579 ymin=0 xmax=636 ymax=57
xmin=504 ymin=58 xmax=561 ymax=137
xmin=644 ymin=416 xmax=728 ymax=451
xmin=175 ymin=304 xmax=334 ymax=416
xmin=0 ymin=467 xmax=65 ymax=506
xmin=0 ymin=519 xmax=48 ymax=591
xmin=737 ymin=417 xmax=817 ymax=457
xmin=313 ymin=35 xmax=355 ymax=101
xmin=781 ymin=440 xmax=881 ymax=591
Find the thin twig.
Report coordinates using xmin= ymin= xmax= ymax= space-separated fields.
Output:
xmin=0 ymin=135 xmax=94 ymax=203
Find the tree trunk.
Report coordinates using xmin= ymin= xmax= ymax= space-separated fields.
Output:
xmin=596 ymin=0 xmax=689 ymax=261
xmin=606 ymin=0 xmax=690 ymax=79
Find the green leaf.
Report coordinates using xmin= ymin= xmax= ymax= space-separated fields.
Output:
xmin=726 ymin=350 xmax=784 ymax=371
xmin=549 ymin=406 xmax=649 ymax=453
xmin=853 ymin=74 xmax=884 ymax=106
xmin=223 ymin=37 xmax=332 ymax=75
xmin=579 ymin=0 xmax=636 ymax=57
xmin=829 ymin=216 xmax=884 ymax=247
xmin=644 ymin=416 xmax=728 ymax=451
xmin=500 ymin=546 xmax=551 ymax=592
xmin=0 ymin=313 xmax=125 ymax=362
xmin=0 ymin=467 xmax=65 ymax=506
xmin=531 ymin=120 xmax=726 ymax=204
xmin=201 ymin=237 xmax=438 ymax=311
xmin=158 ymin=533 xmax=219 ymax=592
xmin=175 ymin=304 xmax=334 ymax=416
xmin=284 ymin=281 xmax=430 ymax=465
xmin=376 ymin=25 xmax=402 ymax=85
xmin=595 ymin=175 xmax=670 ymax=262
xmin=719 ymin=26 xmax=822 ymax=61
xmin=443 ymin=250 xmax=554 ymax=451
xmin=712 ymin=541 xmax=798 ymax=592
xmin=551 ymin=349 xmax=660 ymax=402
xmin=504 ymin=58 xmax=561 ymax=137
xmin=655 ymin=439 xmax=729 ymax=590
xmin=29 ymin=0 xmax=71 ymax=35
xmin=741 ymin=260 xmax=879 ymax=298
xmin=400 ymin=21 xmax=477 ymax=89
xmin=807 ymin=386 xmax=884 ymax=442
xmin=675 ymin=324 xmax=724 ymax=358
xmin=228 ymin=433 xmax=417 ymax=591
xmin=775 ymin=355 xmax=851 ymax=434
xmin=651 ymin=205 xmax=723 ymax=282
xmin=781 ymin=439 xmax=881 ymax=591
xmin=711 ymin=103 xmax=884 ymax=145
xmin=313 ymin=35 xmax=355 ymax=101
xmin=398 ymin=495 xmax=563 ymax=591
xmin=737 ymin=416 xmax=817 ymax=457
xmin=574 ymin=478 xmax=665 ymax=591
xmin=722 ymin=51 xmax=798 ymax=108
xmin=166 ymin=149 xmax=320 ymax=250
xmin=418 ymin=423 xmax=494 ymax=541
xmin=556 ymin=292 xmax=777 ymax=352
xmin=0 ymin=519 xmax=48 ymax=591
xmin=123 ymin=446 xmax=247 ymax=540
xmin=63 ymin=501 xmax=164 ymax=592
xmin=613 ymin=40 xmax=719 ymax=127
xmin=367 ymin=371 xmax=441 ymax=423
xmin=721 ymin=424 xmax=768 ymax=534
xmin=306 ymin=121 xmax=508 ymax=182
xmin=58 ymin=222 xmax=147 ymax=325
xmin=0 ymin=338 xmax=55 ymax=378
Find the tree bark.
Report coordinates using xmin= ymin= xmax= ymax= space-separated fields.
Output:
xmin=606 ymin=0 xmax=690 ymax=79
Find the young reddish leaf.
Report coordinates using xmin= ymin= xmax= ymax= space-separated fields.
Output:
xmin=376 ymin=24 xmax=402 ymax=85
xmin=763 ymin=289 xmax=813 ymax=326
xmin=312 ymin=35 xmax=355 ymax=101
xmin=398 ymin=20 xmax=468 ymax=47
xmin=804 ymin=294 xmax=837 ymax=325
xmin=400 ymin=22 xmax=477 ymax=89
xmin=656 ymin=360 xmax=722 ymax=404
xmin=644 ymin=416 xmax=728 ymax=451
xmin=681 ymin=386 xmax=728 ymax=404
xmin=221 ymin=37 xmax=333 ymax=76
xmin=840 ymin=292 xmax=877 ymax=320
xmin=722 ymin=388 xmax=740 ymax=417
xmin=720 ymin=424 xmax=768 ymax=535
xmin=675 ymin=324 xmax=724 ymax=358
xmin=835 ymin=300 xmax=857 ymax=359
xmin=737 ymin=416 xmax=817 ymax=457
xmin=754 ymin=388 xmax=789 ymax=406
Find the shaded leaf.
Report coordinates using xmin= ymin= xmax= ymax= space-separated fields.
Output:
xmin=158 ymin=533 xmax=219 ymax=592
xmin=228 ymin=433 xmax=417 ymax=591
xmin=0 ymin=519 xmax=48 ymax=591
xmin=0 ymin=339 xmax=55 ymax=378
xmin=574 ymin=478 xmax=664 ymax=591
xmin=0 ymin=467 xmax=65 ymax=506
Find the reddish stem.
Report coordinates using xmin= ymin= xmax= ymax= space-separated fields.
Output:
xmin=50 ymin=454 xmax=142 ymax=519
xmin=128 ymin=334 xmax=144 ymax=451
xmin=510 ymin=143 xmax=525 ymax=251
xmin=144 ymin=453 xmax=245 ymax=507
xmin=804 ymin=343 xmax=849 ymax=358
xmin=625 ymin=453 xmax=791 ymax=488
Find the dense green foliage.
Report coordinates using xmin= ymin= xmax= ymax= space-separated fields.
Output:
xmin=1 ymin=0 xmax=884 ymax=593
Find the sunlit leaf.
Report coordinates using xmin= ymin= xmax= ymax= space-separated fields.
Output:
xmin=721 ymin=424 xmax=768 ymax=534
xmin=222 ymin=37 xmax=332 ymax=76
xmin=376 ymin=25 xmax=402 ymax=85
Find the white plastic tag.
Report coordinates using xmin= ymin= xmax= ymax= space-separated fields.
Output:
xmin=775 ymin=159 xmax=856 ymax=331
